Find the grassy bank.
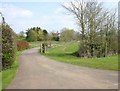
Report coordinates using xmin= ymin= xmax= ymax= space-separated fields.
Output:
xmin=1 ymin=51 xmax=21 ymax=90
xmin=43 ymin=41 xmax=118 ymax=71
xmin=0 ymin=72 xmax=2 ymax=90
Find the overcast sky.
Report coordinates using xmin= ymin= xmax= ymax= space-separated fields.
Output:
xmin=0 ymin=0 xmax=118 ymax=33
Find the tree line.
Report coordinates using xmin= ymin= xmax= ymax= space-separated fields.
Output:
xmin=18 ymin=27 xmax=80 ymax=42
xmin=25 ymin=27 xmax=48 ymax=42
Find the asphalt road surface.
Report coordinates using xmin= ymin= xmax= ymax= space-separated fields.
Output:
xmin=7 ymin=48 xmax=118 ymax=89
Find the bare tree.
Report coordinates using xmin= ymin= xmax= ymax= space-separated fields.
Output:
xmin=63 ymin=0 xmax=118 ymax=58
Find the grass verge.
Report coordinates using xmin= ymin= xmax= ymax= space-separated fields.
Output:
xmin=1 ymin=51 xmax=21 ymax=90
xmin=43 ymin=41 xmax=118 ymax=71
xmin=0 ymin=72 xmax=2 ymax=90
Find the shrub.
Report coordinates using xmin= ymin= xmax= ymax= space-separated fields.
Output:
xmin=17 ymin=40 xmax=29 ymax=51
xmin=2 ymin=24 xmax=17 ymax=69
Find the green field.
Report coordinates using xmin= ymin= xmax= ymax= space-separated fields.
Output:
xmin=1 ymin=51 xmax=21 ymax=90
xmin=43 ymin=41 xmax=118 ymax=71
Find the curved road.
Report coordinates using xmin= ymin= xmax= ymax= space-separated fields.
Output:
xmin=7 ymin=48 xmax=118 ymax=89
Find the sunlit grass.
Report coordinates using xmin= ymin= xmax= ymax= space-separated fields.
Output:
xmin=43 ymin=41 xmax=118 ymax=71
xmin=1 ymin=51 xmax=21 ymax=89
xmin=0 ymin=72 xmax=2 ymax=91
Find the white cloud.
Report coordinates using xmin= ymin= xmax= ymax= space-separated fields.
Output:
xmin=1 ymin=0 xmax=72 ymax=3
xmin=36 ymin=14 xmax=78 ymax=32
xmin=54 ymin=7 xmax=65 ymax=14
xmin=1 ymin=0 xmax=119 ymax=3
xmin=0 ymin=4 xmax=33 ymax=18
xmin=0 ymin=2 xmax=117 ymax=34
xmin=0 ymin=3 xmax=78 ymax=33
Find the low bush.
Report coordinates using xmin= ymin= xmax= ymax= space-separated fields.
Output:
xmin=17 ymin=40 xmax=29 ymax=51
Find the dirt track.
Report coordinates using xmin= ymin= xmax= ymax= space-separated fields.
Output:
xmin=7 ymin=47 xmax=118 ymax=89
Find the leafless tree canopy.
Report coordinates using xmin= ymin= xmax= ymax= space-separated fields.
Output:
xmin=63 ymin=0 xmax=118 ymax=58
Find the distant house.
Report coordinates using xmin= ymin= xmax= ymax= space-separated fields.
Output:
xmin=52 ymin=31 xmax=60 ymax=37
xmin=52 ymin=31 xmax=60 ymax=41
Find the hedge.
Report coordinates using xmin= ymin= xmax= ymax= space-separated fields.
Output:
xmin=2 ymin=24 xmax=17 ymax=69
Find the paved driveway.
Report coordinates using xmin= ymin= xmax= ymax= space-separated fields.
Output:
xmin=7 ymin=48 xmax=118 ymax=89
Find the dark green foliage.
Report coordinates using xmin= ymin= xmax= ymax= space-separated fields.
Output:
xmin=26 ymin=30 xmax=37 ymax=42
xmin=2 ymin=24 xmax=17 ymax=69
xmin=43 ymin=30 xmax=48 ymax=35
xmin=51 ymin=32 xmax=60 ymax=41
xmin=26 ymin=27 xmax=45 ymax=42
xmin=53 ymin=36 xmax=59 ymax=41
xmin=17 ymin=40 xmax=29 ymax=51
xmin=43 ymin=29 xmax=48 ymax=41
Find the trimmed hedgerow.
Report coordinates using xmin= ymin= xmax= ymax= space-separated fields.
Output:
xmin=2 ymin=24 xmax=17 ymax=69
xmin=17 ymin=40 xmax=29 ymax=51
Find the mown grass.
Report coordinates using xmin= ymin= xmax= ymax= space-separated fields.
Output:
xmin=0 ymin=72 xmax=2 ymax=90
xmin=43 ymin=41 xmax=119 ymax=71
xmin=28 ymin=41 xmax=61 ymax=48
xmin=1 ymin=51 xmax=21 ymax=90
